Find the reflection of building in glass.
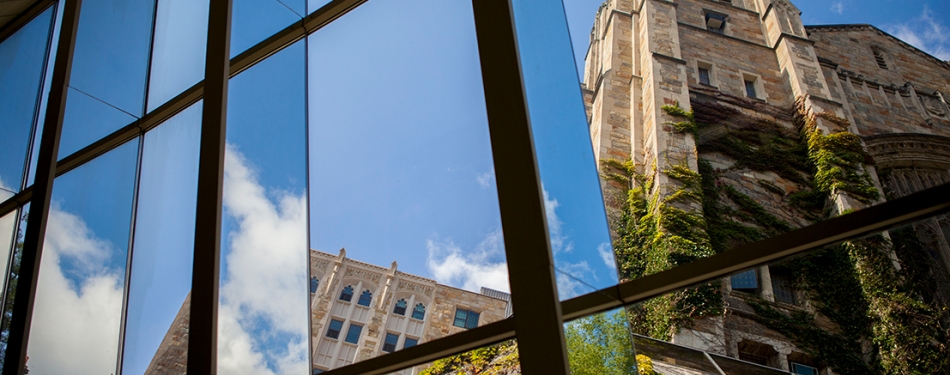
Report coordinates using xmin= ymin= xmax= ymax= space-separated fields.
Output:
xmin=142 ymin=249 xmax=510 ymax=374
xmin=308 ymin=249 xmax=509 ymax=374
xmin=583 ymin=0 xmax=950 ymax=374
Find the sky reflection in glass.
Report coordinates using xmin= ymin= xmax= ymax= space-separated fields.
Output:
xmin=122 ymin=102 xmax=202 ymax=375
xmin=27 ymin=141 xmax=138 ymax=375
xmin=146 ymin=0 xmax=210 ymax=112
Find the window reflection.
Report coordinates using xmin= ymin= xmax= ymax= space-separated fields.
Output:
xmin=0 ymin=7 xmax=54 ymax=199
xmin=27 ymin=141 xmax=138 ymax=375
xmin=146 ymin=0 xmax=210 ymax=111
xmin=121 ymin=102 xmax=202 ymax=375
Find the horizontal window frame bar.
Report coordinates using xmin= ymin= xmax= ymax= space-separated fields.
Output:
xmin=561 ymin=182 xmax=950 ymax=321
xmin=320 ymin=318 xmax=516 ymax=375
xmin=1 ymin=0 xmax=368 ymax=204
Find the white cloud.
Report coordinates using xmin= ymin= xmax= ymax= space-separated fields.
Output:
xmin=598 ymin=242 xmax=616 ymax=271
xmin=555 ymin=261 xmax=593 ymax=299
xmin=28 ymin=206 xmax=124 ymax=375
xmin=426 ymin=228 xmax=510 ymax=293
xmin=830 ymin=1 xmax=845 ymax=14
xmin=476 ymin=169 xmax=494 ymax=189
xmin=0 ymin=176 xmax=14 ymax=201
xmin=887 ymin=6 xmax=950 ymax=61
xmin=543 ymin=189 xmax=573 ymax=254
xmin=217 ymin=145 xmax=310 ymax=375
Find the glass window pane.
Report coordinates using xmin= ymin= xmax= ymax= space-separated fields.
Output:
xmin=510 ymin=0 xmax=618 ymax=301
xmin=0 ymin=203 xmax=29 ymax=368
xmin=219 ymin=39 xmax=309 ymax=375
xmin=621 ymin=213 xmax=950 ymax=375
xmin=59 ymin=0 xmax=156 ymax=158
xmin=27 ymin=140 xmax=139 ymax=374
xmin=0 ymin=7 xmax=54 ymax=198
xmin=146 ymin=0 xmax=210 ymax=111
xmin=121 ymin=102 xmax=202 ymax=375
xmin=307 ymin=1 xmax=510 ymax=370
xmin=230 ymin=0 xmax=302 ymax=58
xmin=0 ymin=209 xmax=19 ymax=310
xmin=344 ymin=324 xmax=362 ymax=344
xmin=25 ymin=0 xmax=65 ymax=188
xmin=564 ymin=308 xmax=638 ymax=375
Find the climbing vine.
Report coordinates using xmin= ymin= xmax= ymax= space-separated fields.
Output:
xmin=610 ymin=98 xmax=949 ymax=374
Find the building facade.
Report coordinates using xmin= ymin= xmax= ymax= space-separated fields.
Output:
xmin=583 ymin=0 xmax=950 ymax=374
xmin=308 ymin=249 xmax=510 ymax=374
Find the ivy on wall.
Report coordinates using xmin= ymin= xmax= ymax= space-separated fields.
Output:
xmin=608 ymin=98 xmax=948 ymax=374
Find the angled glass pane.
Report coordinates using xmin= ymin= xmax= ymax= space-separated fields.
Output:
xmin=25 ymin=0 xmax=65 ymax=188
xmin=0 ymin=7 xmax=54 ymax=198
xmin=510 ymin=0 xmax=617 ymax=300
xmin=219 ymin=40 xmax=308 ymax=375
xmin=564 ymin=308 xmax=637 ymax=375
xmin=121 ymin=102 xmax=202 ymax=375
xmin=146 ymin=0 xmax=210 ymax=111
xmin=622 ymin=212 xmax=950 ymax=375
xmin=306 ymin=0 xmax=331 ymax=15
xmin=27 ymin=140 xmax=138 ymax=374
xmin=59 ymin=0 xmax=156 ymax=158
xmin=307 ymin=0 xmax=510 ymax=371
xmin=230 ymin=0 xmax=302 ymax=59
xmin=0 ymin=204 xmax=27 ymax=369
xmin=0 ymin=211 xmax=16 ymax=301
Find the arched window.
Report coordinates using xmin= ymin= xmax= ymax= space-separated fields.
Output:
xmin=339 ymin=285 xmax=354 ymax=302
xmin=310 ymin=277 xmax=319 ymax=294
xmin=357 ymin=289 xmax=373 ymax=307
xmin=393 ymin=299 xmax=407 ymax=315
xmin=411 ymin=303 xmax=425 ymax=320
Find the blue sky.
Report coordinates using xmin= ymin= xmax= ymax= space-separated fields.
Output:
xmin=7 ymin=0 xmax=950 ymax=374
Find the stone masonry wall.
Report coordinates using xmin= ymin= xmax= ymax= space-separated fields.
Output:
xmin=423 ymin=286 xmax=508 ymax=342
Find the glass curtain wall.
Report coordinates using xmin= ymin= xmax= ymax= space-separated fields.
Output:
xmin=0 ymin=0 xmax=948 ymax=374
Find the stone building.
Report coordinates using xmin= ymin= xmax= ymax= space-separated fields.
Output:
xmin=583 ymin=0 xmax=950 ymax=374
xmin=308 ymin=249 xmax=510 ymax=374
xmin=142 ymin=249 xmax=510 ymax=375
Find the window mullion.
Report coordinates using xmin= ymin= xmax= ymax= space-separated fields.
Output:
xmin=187 ymin=0 xmax=233 ymax=373
xmin=471 ymin=0 xmax=571 ymax=374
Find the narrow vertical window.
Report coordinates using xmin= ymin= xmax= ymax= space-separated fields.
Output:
xmin=310 ymin=277 xmax=319 ymax=294
xmin=357 ymin=289 xmax=373 ymax=307
xmin=344 ymin=324 xmax=363 ymax=344
xmin=411 ymin=303 xmax=426 ymax=320
xmin=326 ymin=319 xmax=344 ymax=339
xmin=382 ymin=333 xmax=399 ymax=353
xmin=339 ymin=285 xmax=354 ymax=302
xmin=772 ymin=274 xmax=797 ymax=305
xmin=403 ymin=337 xmax=418 ymax=349
xmin=393 ymin=299 xmax=407 ymax=315
xmin=698 ymin=67 xmax=711 ymax=85
xmin=745 ymin=79 xmax=758 ymax=98
xmin=873 ymin=48 xmax=888 ymax=69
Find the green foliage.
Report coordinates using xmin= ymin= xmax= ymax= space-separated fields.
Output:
xmin=606 ymin=159 xmax=722 ymax=340
xmin=420 ymin=340 xmax=519 ymax=375
xmin=564 ymin=310 xmax=638 ymax=375
xmin=661 ymin=102 xmax=700 ymax=135
xmin=795 ymin=99 xmax=880 ymax=203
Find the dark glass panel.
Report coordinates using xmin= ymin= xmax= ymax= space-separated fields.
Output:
xmin=59 ymin=0 xmax=156 ymax=157
xmin=25 ymin=1 xmax=65 ymax=188
xmin=121 ymin=102 xmax=202 ymax=375
xmin=27 ymin=140 xmax=139 ymax=374
xmin=146 ymin=0 xmax=210 ymax=111
xmin=0 ymin=7 xmax=54 ymax=198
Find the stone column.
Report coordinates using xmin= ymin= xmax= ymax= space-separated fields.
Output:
xmin=758 ymin=266 xmax=775 ymax=302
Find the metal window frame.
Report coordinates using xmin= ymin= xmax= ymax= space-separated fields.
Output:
xmin=1 ymin=0 xmax=949 ymax=375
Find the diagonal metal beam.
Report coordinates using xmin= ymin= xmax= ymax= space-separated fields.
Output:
xmin=321 ymin=318 xmax=517 ymax=375
xmin=1 ymin=0 xmax=81 ymax=374
xmin=472 ymin=0 xmax=571 ymax=374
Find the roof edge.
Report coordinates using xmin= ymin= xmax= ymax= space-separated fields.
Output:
xmin=804 ymin=23 xmax=950 ymax=70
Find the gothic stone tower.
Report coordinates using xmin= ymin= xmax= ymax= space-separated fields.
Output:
xmin=584 ymin=0 xmax=950 ymax=373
